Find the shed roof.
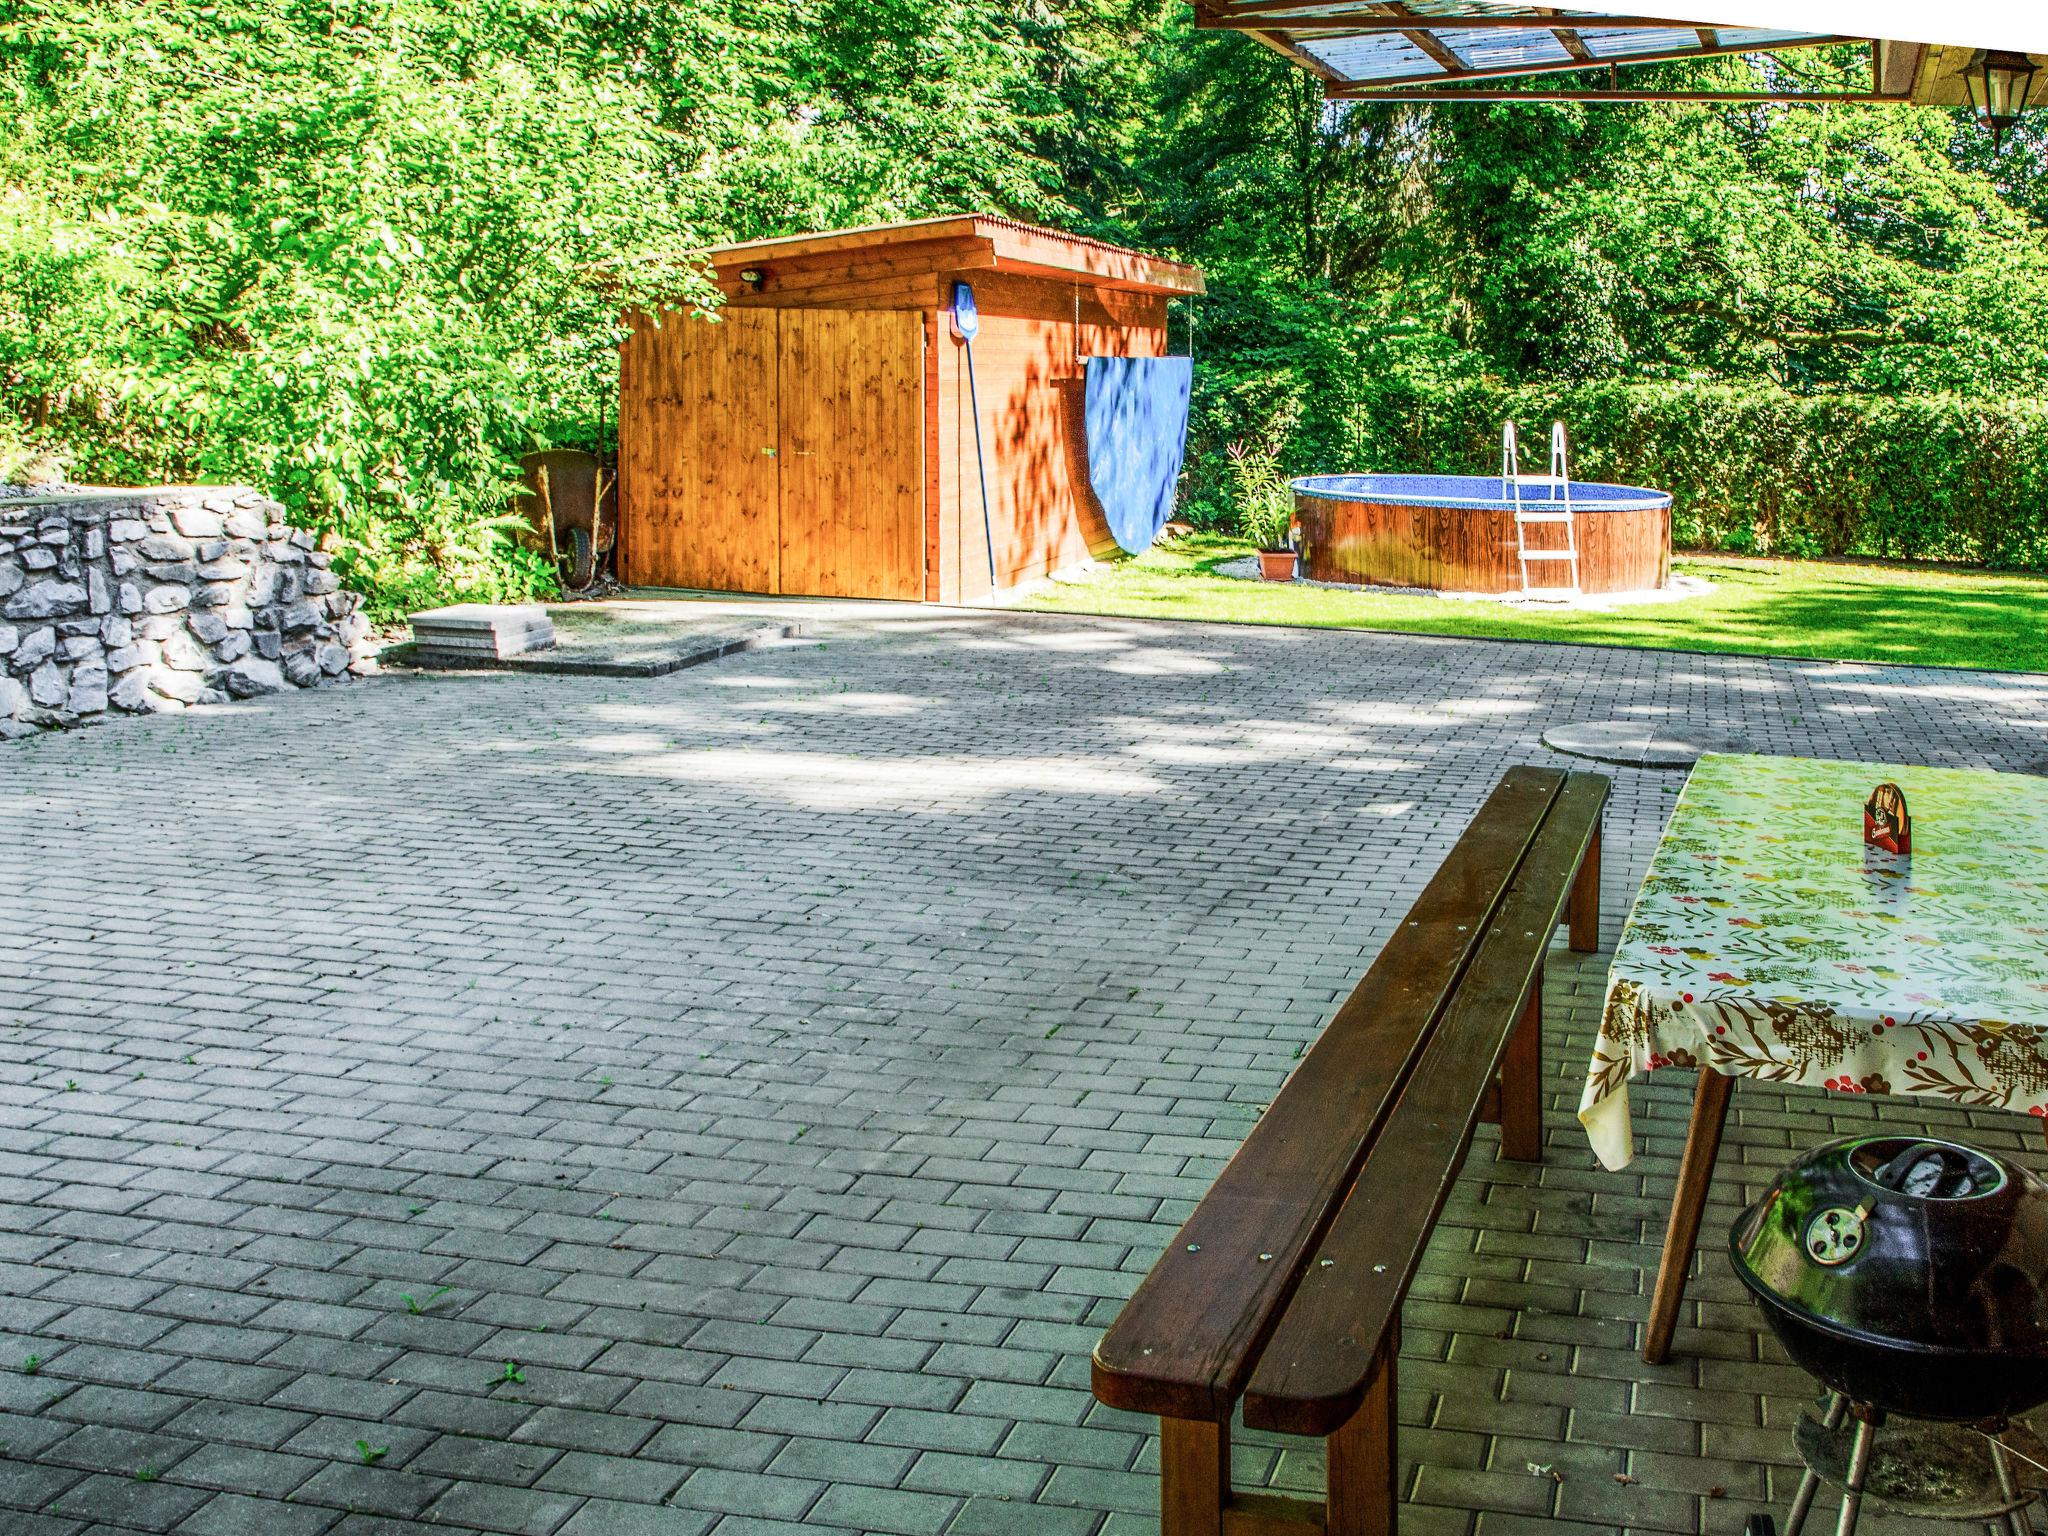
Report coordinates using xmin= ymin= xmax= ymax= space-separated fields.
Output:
xmin=703 ymin=215 xmax=1206 ymax=298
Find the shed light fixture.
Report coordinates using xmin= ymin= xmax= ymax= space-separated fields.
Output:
xmin=1962 ymin=50 xmax=2041 ymax=150
xmin=738 ymin=267 xmax=767 ymax=293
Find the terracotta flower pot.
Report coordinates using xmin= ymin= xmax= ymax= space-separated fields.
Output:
xmin=1257 ymin=548 xmax=1298 ymax=582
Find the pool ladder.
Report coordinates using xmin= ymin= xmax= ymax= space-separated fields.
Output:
xmin=1503 ymin=421 xmax=1579 ymax=597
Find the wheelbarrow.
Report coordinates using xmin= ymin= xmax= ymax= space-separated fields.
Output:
xmin=515 ymin=449 xmax=617 ymax=592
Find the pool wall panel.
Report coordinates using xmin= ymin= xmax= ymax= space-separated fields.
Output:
xmin=1294 ymin=494 xmax=1670 ymax=594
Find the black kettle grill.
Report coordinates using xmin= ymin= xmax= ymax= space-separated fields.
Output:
xmin=1730 ymin=1135 xmax=2048 ymax=1536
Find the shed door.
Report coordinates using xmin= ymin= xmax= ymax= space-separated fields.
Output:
xmin=620 ymin=307 xmax=780 ymax=593
xmin=621 ymin=307 xmax=923 ymax=598
xmin=778 ymin=309 xmax=924 ymax=600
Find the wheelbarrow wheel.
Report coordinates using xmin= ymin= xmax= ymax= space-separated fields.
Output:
xmin=564 ymin=526 xmax=596 ymax=592
xmin=1744 ymin=1515 xmax=1777 ymax=1536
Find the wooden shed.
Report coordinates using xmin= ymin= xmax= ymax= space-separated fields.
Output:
xmin=617 ymin=216 xmax=1204 ymax=604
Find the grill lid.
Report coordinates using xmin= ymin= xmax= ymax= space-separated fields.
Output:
xmin=1730 ymin=1135 xmax=2048 ymax=1361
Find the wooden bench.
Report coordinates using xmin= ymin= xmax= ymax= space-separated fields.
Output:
xmin=1092 ymin=765 xmax=1609 ymax=1536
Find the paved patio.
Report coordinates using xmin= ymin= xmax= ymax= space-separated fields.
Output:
xmin=3 ymin=605 xmax=2046 ymax=1536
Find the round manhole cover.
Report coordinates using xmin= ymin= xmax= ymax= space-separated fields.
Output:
xmin=1542 ymin=719 xmax=1753 ymax=769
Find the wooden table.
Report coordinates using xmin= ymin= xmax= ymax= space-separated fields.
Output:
xmin=1576 ymin=753 xmax=2048 ymax=1364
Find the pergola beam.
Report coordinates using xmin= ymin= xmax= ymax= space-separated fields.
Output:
xmin=1378 ymin=3 xmax=1471 ymax=77
xmin=1538 ymin=6 xmax=1599 ymax=64
xmin=1191 ymin=0 xmax=1352 ymax=79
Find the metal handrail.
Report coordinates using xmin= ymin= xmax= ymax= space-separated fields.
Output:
xmin=1503 ymin=421 xmax=1579 ymax=597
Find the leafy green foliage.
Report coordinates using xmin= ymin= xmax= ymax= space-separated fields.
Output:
xmin=1372 ymin=382 xmax=2048 ymax=568
xmin=1418 ymin=73 xmax=2048 ymax=392
xmin=3 ymin=0 xmax=731 ymax=611
xmin=0 ymin=0 xmax=1071 ymax=614
xmin=1225 ymin=438 xmax=1296 ymax=551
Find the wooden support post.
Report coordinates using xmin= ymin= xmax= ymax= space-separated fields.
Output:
xmin=1161 ymin=1416 xmax=1229 ymax=1536
xmin=1568 ymin=821 xmax=1601 ymax=953
xmin=1325 ymin=1333 xmax=1398 ymax=1536
xmin=1642 ymin=1067 xmax=1734 ymax=1364
xmin=1498 ymin=965 xmax=1544 ymax=1163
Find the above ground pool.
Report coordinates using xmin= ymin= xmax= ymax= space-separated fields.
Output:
xmin=1292 ymin=472 xmax=1672 ymax=595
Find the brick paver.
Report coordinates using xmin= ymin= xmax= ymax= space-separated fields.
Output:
xmin=4 ymin=605 xmax=2047 ymax=1536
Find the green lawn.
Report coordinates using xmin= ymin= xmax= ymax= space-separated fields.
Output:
xmin=1012 ymin=536 xmax=2048 ymax=673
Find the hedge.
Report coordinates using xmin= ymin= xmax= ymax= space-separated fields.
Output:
xmin=1352 ymin=382 xmax=2048 ymax=570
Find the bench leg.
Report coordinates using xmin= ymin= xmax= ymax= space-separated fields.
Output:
xmin=1642 ymin=1067 xmax=1733 ymax=1364
xmin=1160 ymin=1416 xmax=1228 ymax=1536
xmin=1568 ymin=821 xmax=1601 ymax=953
xmin=1327 ymin=1331 xmax=1399 ymax=1536
xmin=1497 ymin=966 xmax=1544 ymax=1163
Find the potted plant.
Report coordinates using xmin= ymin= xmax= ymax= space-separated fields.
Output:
xmin=1228 ymin=441 xmax=1298 ymax=581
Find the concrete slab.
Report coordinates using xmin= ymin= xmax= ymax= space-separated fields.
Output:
xmin=397 ymin=597 xmax=815 ymax=678
xmin=408 ymin=602 xmax=556 ymax=660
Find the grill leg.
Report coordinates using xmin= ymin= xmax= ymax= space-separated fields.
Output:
xmin=1991 ymin=1435 xmax=2035 ymax=1536
xmin=1784 ymin=1395 xmax=1849 ymax=1536
xmin=1833 ymin=1412 xmax=1879 ymax=1536
xmin=1782 ymin=1467 xmax=1824 ymax=1536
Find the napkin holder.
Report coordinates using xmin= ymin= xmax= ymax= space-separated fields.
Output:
xmin=1864 ymin=781 xmax=1911 ymax=855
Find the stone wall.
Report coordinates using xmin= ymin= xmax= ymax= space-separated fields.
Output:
xmin=0 ymin=486 xmax=373 ymax=737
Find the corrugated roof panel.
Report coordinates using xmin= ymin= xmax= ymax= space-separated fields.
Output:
xmin=1459 ymin=1 xmax=2045 ymax=52
xmin=1577 ymin=26 xmax=1715 ymax=57
xmin=1298 ymin=32 xmax=1447 ymax=82
xmin=1219 ymin=1 xmax=1401 ymax=19
xmin=1707 ymin=27 xmax=1831 ymax=47
xmin=1435 ymin=26 xmax=1575 ymax=70
xmin=1402 ymin=0 xmax=1544 ymax=14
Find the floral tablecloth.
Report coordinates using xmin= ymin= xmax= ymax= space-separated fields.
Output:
xmin=1579 ymin=753 xmax=2048 ymax=1171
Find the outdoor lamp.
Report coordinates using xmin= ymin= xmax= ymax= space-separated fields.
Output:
xmin=1962 ymin=50 xmax=2040 ymax=151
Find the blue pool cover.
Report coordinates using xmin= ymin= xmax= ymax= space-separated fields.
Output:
xmin=1084 ymin=356 xmax=1193 ymax=553
xmin=1294 ymin=473 xmax=1670 ymax=513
